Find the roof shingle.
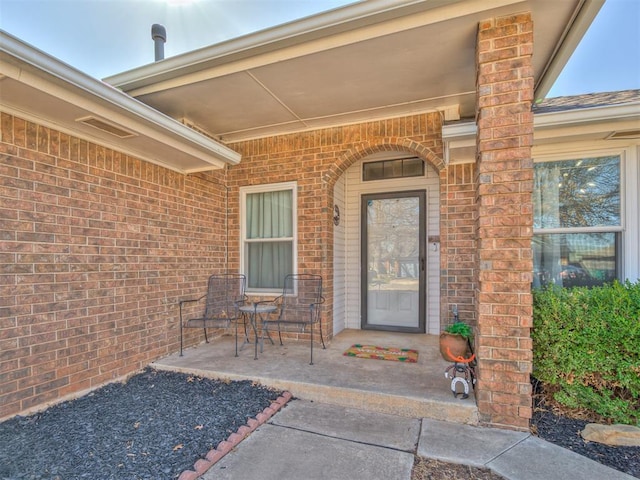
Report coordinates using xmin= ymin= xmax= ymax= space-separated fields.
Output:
xmin=534 ymin=89 xmax=640 ymax=113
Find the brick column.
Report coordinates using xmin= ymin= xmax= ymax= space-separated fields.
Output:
xmin=474 ymin=13 xmax=534 ymax=429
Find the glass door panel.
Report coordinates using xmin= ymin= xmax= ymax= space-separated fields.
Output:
xmin=361 ymin=191 xmax=425 ymax=332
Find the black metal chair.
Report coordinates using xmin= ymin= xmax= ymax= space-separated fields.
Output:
xmin=260 ymin=274 xmax=325 ymax=364
xmin=178 ymin=274 xmax=247 ymax=356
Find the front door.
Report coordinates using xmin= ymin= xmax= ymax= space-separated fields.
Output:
xmin=361 ymin=191 xmax=426 ymax=332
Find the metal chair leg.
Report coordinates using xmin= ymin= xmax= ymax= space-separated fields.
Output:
xmin=319 ymin=325 xmax=326 ymax=349
xmin=310 ymin=322 xmax=314 ymax=365
xmin=179 ymin=303 xmax=184 ymax=356
xmin=234 ymin=318 xmax=239 ymax=357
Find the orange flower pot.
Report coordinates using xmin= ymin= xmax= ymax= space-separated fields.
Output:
xmin=439 ymin=332 xmax=471 ymax=362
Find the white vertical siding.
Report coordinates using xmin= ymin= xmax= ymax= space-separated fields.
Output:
xmin=332 ymin=175 xmax=347 ymax=335
xmin=336 ymin=158 xmax=441 ymax=334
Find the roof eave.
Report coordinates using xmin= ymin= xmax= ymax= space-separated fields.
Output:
xmin=103 ymin=0 xmax=468 ymax=92
xmin=534 ymin=0 xmax=605 ymax=101
xmin=0 ymin=30 xmax=241 ymax=172
xmin=442 ymin=101 xmax=640 ymax=142
xmin=107 ymin=0 xmax=604 ymax=99
xmin=534 ymin=102 xmax=640 ymax=129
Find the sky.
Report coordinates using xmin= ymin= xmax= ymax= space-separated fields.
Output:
xmin=0 ymin=0 xmax=639 ymax=98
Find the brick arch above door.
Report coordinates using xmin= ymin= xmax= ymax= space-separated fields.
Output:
xmin=324 ymin=138 xmax=445 ymax=192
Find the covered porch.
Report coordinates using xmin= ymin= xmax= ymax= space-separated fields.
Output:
xmin=152 ymin=329 xmax=478 ymax=425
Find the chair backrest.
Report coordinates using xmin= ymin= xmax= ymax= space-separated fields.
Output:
xmin=280 ymin=274 xmax=323 ymax=323
xmin=204 ymin=274 xmax=246 ymax=320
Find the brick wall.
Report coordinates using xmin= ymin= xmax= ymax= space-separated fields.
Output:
xmin=1 ymin=108 xmax=490 ymax=422
xmin=441 ymin=163 xmax=477 ymax=327
xmin=0 ymin=113 xmax=228 ymax=419
xmin=226 ymin=114 xmax=445 ymax=339
xmin=474 ymin=13 xmax=535 ymax=429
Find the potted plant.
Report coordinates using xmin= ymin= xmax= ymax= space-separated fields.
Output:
xmin=439 ymin=321 xmax=473 ymax=362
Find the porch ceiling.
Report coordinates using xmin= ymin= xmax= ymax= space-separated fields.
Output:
xmin=106 ymin=0 xmax=601 ymax=144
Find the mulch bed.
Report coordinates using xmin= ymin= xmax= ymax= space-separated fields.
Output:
xmin=530 ymin=379 xmax=639 ymax=478
xmin=1 ymin=370 xmax=637 ymax=479
xmin=0 ymin=368 xmax=283 ymax=479
xmin=411 ymin=457 xmax=506 ymax=480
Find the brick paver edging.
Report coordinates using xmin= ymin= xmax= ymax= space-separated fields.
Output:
xmin=177 ymin=391 xmax=294 ymax=480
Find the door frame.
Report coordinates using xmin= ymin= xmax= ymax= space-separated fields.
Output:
xmin=360 ymin=190 xmax=426 ymax=333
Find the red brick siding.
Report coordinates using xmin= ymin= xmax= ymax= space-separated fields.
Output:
xmin=0 ymin=113 xmax=228 ymax=419
xmin=2 ymin=108 xmax=488 ymax=421
xmin=226 ymin=115 xmax=445 ymax=340
xmin=441 ymin=163 xmax=477 ymax=327
xmin=475 ymin=13 xmax=534 ymax=429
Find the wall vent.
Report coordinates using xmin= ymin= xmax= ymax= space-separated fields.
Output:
xmin=76 ymin=116 xmax=136 ymax=138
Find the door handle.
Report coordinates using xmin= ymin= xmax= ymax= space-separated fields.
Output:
xmin=421 ymin=258 xmax=425 ymax=271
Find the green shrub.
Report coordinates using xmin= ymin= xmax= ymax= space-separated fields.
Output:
xmin=532 ymin=280 xmax=640 ymax=425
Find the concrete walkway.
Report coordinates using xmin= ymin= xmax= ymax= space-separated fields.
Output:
xmin=201 ymin=399 xmax=635 ymax=480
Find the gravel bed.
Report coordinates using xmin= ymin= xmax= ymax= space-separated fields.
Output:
xmin=530 ymin=379 xmax=639 ymax=478
xmin=1 ymin=369 xmax=637 ymax=479
xmin=531 ymin=406 xmax=639 ymax=478
xmin=0 ymin=368 xmax=282 ymax=480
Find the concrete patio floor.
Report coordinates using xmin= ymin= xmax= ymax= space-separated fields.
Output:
xmin=152 ymin=329 xmax=478 ymax=425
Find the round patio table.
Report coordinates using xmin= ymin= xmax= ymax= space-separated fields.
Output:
xmin=239 ymin=303 xmax=277 ymax=359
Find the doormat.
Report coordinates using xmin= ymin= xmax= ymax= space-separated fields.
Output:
xmin=343 ymin=344 xmax=418 ymax=363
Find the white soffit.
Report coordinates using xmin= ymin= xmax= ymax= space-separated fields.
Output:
xmin=105 ymin=0 xmax=598 ymax=143
xmin=0 ymin=31 xmax=241 ymax=173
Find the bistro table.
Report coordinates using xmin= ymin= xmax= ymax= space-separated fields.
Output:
xmin=239 ymin=303 xmax=277 ymax=359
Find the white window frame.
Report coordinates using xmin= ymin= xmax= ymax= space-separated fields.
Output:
xmin=533 ymin=147 xmax=627 ymax=284
xmin=240 ymin=181 xmax=297 ymax=295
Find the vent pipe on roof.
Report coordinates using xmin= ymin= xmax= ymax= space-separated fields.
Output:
xmin=151 ymin=24 xmax=166 ymax=61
